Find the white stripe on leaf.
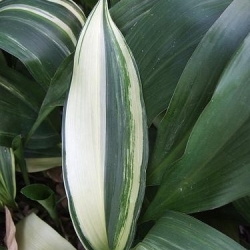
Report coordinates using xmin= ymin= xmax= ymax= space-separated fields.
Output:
xmin=46 ymin=0 xmax=86 ymax=25
xmin=63 ymin=0 xmax=147 ymax=249
xmin=64 ymin=0 xmax=108 ymax=249
xmin=0 ymin=4 xmax=77 ymax=45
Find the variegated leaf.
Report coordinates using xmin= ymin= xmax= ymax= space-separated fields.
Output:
xmin=0 ymin=0 xmax=85 ymax=88
xmin=0 ymin=146 xmax=16 ymax=209
xmin=63 ymin=0 xmax=148 ymax=249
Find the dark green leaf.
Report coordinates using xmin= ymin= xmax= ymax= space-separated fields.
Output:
xmin=144 ymin=24 xmax=250 ymax=221
xmin=0 ymin=66 xmax=60 ymax=150
xmin=135 ymin=210 xmax=245 ymax=250
xmin=0 ymin=0 xmax=85 ymax=88
xmin=147 ymin=0 xmax=250 ymax=185
xmin=0 ymin=50 xmax=6 ymax=65
xmin=112 ymin=0 xmax=232 ymax=123
xmin=234 ymin=196 xmax=250 ymax=224
xmin=12 ymin=135 xmax=30 ymax=185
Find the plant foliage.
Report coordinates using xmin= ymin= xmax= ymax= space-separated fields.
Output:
xmin=0 ymin=0 xmax=250 ymax=249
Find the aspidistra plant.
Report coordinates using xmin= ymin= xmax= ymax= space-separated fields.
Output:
xmin=0 ymin=0 xmax=250 ymax=249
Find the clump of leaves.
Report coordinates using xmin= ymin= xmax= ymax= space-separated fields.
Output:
xmin=0 ymin=0 xmax=250 ymax=249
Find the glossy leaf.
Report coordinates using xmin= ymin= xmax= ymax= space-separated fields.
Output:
xmin=0 ymin=66 xmax=60 ymax=150
xmin=0 ymin=0 xmax=85 ymax=88
xmin=147 ymin=0 xmax=250 ymax=185
xmin=63 ymin=0 xmax=148 ymax=249
xmin=0 ymin=50 xmax=6 ymax=65
xmin=112 ymin=0 xmax=232 ymax=123
xmin=27 ymin=53 xmax=74 ymax=142
xmin=135 ymin=210 xmax=245 ymax=250
xmin=0 ymin=147 xmax=16 ymax=209
xmin=144 ymin=26 xmax=250 ymax=221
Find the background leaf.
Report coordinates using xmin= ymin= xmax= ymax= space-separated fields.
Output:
xmin=0 ymin=147 xmax=16 ymax=209
xmin=147 ymin=0 xmax=250 ymax=185
xmin=144 ymin=27 xmax=250 ymax=221
xmin=24 ymin=156 xmax=62 ymax=173
xmin=27 ymin=53 xmax=74 ymax=142
xmin=0 ymin=0 xmax=85 ymax=88
xmin=135 ymin=210 xmax=245 ymax=250
xmin=0 ymin=66 xmax=60 ymax=150
xmin=234 ymin=196 xmax=250 ymax=224
xmin=112 ymin=0 xmax=232 ymax=123
xmin=21 ymin=184 xmax=59 ymax=226
xmin=0 ymin=50 xmax=6 ymax=65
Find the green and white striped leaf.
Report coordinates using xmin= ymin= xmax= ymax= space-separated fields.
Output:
xmin=63 ymin=0 xmax=148 ymax=249
xmin=0 ymin=146 xmax=16 ymax=209
xmin=0 ymin=0 xmax=85 ymax=88
xmin=135 ymin=210 xmax=245 ymax=250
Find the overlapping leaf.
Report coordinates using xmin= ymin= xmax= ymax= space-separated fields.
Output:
xmin=0 ymin=66 xmax=60 ymax=149
xmin=16 ymin=213 xmax=76 ymax=250
xmin=147 ymin=0 xmax=250 ymax=185
xmin=144 ymin=21 xmax=250 ymax=221
xmin=135 ymin=211 xmax=245 ymax=250
xmin=0 ymin=0 xmax=85 ymax=88
xmin=234 ymin=196 xmax=250 ymax=224
xmin=112 ymin=0 xmax=232 ymax=123
xmin=26 ymin=53 xmax=74 ymax=143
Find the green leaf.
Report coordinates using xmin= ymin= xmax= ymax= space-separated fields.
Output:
xmin=12 ymin=135 xmax=30 ymax=185
xmin=0 ymin=66 xmax=60 ymax=150
xmin=0 ymin=146 xmax=16 ymax=209
xmin=109 ymin=0 xmax=121 ymax=7
xmin=144 ymin=23 xmax=250 ymax=221
xmin=21 ymin=184 xmax=59 ymax=226
xmin=147 ymin=0 xmax=250 ymax=185
xmin=16 ymin=213 xmax=76 ymax=250
xmin=112 ymin=0 xmax=232 ymax=123
xmin=234 ymin=196 xmax=250 ymax=224
xmin=63 ymin=0 xmax=148 ymax=249
xmin=26 ymin=53 xmax=74 ymax=142
xmin=135 ymin=210 xmax=245 ymax=250
xmin=0 ymin=50 xmax=6 ymax=65
xmin=0 ymin=0 xmax=85 ymax=88
xmin=24 ymin=157 xmax=62 ymax=173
